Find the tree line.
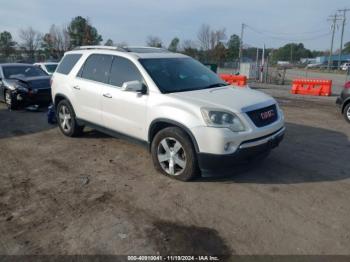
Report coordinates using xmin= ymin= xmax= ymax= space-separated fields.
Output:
xmin=0 ymin=17 xmax=349 ymax=65
xmin=0 ymin=16 xmax=103 ymax=62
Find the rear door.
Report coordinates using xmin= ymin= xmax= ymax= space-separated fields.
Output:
xmin=101 ymin=56 xmax=148 ymax=140
xmin=74 ymin=54 xmax=113 ymax=125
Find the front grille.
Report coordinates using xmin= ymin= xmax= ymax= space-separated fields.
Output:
xmin=246 ymin=104 xmax=278 ymax=127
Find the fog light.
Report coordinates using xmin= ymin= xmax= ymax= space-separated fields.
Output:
xmin=224 ymin=143 xmax=230 ymax=151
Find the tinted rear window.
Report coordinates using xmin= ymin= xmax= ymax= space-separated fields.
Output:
xmin=80 ymin=54 xmax=113 ymax=84
xmin=56 ymin=54 xmax=82 ymax=75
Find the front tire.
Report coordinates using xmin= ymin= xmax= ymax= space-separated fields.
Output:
xmin=56 ymin=99 xmax=84 ymax=137
xmin=5 ymin=90 xmax=17 ymax=110
xmin=151 ymin=127 xmax=199 ymax=181
xmin=344 ymin=103 xmax=350 ymax=123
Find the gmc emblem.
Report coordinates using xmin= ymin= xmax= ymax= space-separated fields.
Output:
xmin=260 ymin=109 xmax=275 ymax=120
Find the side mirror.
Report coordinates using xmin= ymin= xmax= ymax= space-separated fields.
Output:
xmin=121 ymin=80 xmax=146 ymax=93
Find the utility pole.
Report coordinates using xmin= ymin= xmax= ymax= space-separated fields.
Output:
xmin=337 ymin=8 xmax=350 ymax=68
xmin=327 ymin=14 xmax=341 ymax=71
xmin=255 ymin=48 xmax=259 ymax=80
xmin=238 ymin=23 xmax=245 ymax=70
xmin=290 ymin=44 xmax=293 ymax=64
xmin=261 ymin=44 xmax=265 ymax=82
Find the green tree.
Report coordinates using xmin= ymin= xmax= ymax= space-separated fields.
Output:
xmin=168 ymin=37 xmax=179 ymax=52
xmin=181 ymin=40 xmax=198 ymax=58
xmin=212 ymin=42 xmax=227 ymax=66
xmin=272 ymin=43 xmax=312 ymax=63
xmin=227 ymin=34 xmax=240 ymax=60
xmin=68 ymin=16 xmax=102 ymax=48
xmin=344 ymin=42 xmax=350 ymax=54
xmin=0 ymin=31 xmax=16 ymax=58
xmin=105 ymin=39 xmax=114 ymax=46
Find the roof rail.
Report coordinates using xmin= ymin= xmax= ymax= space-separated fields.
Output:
xmin=124 ymin=46 xmax=171 ymax=53
xmin=74 ymin=45 xmax=126 ymax=52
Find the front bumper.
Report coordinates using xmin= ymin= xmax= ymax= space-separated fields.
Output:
xmin=14 ymin=91 xmax=52 ymax=105
xmin=197 ymin=127 xmax=285 ymax=171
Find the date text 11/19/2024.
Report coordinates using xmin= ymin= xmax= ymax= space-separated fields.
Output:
xmin=127 ymin=255 xmax=220 ymax=261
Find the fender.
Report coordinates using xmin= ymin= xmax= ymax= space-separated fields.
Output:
xmin=54 ymin=93 xmax=70 ymax=107
xmin=342 ymin=97 xmax=350 ymax=113
xmin=148 ymin=118 xmax=200 ymax=153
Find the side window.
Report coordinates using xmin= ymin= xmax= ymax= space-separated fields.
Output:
xmin=80 ymin=54 xmax=113 ymax=84
xmin=56 ymin=54 xmax=82 ymax=75
xmin=109 ymin=56 xmax=143 ymax=87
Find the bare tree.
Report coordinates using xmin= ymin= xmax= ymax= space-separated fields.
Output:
xmin=197 ymin=24 xmax=211 ymax=50
xmin=19 ymin=27 xmax=42 ymax=60
xmin=146 ymin=36 xmax=162 ymax=48
xmin=61 ymin=25 xmax=70 ymax=52
xmin=42 ymin=24 xmax=70 ymax=59
xmin=210 ymin=28 xmax=226 ymax=50
xmin=182 ymin=40 xmax=197 ymax=50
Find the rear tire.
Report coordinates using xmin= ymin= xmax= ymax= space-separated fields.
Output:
xmin=56 ymin=99 xmax=84 ymax=137
xmin=344 ymin=103 xmax=350 ymax=123
xmin=151 ymin=127 xmax=199 ymax=181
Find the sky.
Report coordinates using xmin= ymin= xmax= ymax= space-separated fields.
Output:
xmin=0 ymin=0 xmax=349 ymax=51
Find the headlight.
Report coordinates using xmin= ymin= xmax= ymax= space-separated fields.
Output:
xmin=201 ymin=108 xmax=246 ymax=132
xmin=16 ymin=85 xmax=29 ymax=92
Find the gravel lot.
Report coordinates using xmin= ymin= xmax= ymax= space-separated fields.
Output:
xmin=0 ymin=84 xmax=349 ymax=256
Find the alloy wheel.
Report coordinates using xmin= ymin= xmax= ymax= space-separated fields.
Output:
xmin=58 ymin=105 xmax=72 ymax=132
xmin=347 ymin=106 xmax=350 ymax=120
xmin=157 ymin=137 xmax=186 ymax=176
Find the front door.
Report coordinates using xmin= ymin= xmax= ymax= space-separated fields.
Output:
xmin=101 ymin=56 xmax=148 ymax=140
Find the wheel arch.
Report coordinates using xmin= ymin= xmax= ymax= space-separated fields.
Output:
xmin=342 ymin=98 xmax=350 ymax=113
xmin=148 ymin=118 xmax=200 ymax=153
xmin=54 ymin=93 xmax=70 ymax=109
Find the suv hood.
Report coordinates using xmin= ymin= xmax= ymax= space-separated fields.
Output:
xmin=169 ymin=86 xmax=276 ymax=113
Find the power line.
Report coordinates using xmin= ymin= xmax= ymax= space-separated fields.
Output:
xmin=245 ymin=24 xmax=328 ymax=36
xmin=245 ymin=24 xmax=331 ymax=42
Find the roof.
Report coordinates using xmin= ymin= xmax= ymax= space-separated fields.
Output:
xmin=0 ymin=63 xmax=34 ymax=67
xmin=34 ymin=62 xmax=59 ymax=65
xmin=67 ymin=45 xmax=188 ymax=59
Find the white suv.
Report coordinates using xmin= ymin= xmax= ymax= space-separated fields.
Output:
xmin=51 ymin=46 xmax=285 ymax=181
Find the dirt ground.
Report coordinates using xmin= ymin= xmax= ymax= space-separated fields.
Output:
xmin=0 ymin=84 xmax=349 ymax=257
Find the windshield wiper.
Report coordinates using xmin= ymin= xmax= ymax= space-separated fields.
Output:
xmin=202 ymin=83 xmax=227 ymax=89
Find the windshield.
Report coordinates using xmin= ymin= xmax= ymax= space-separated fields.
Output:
xmin=44 ymin=64 xmax=58 ymax=73
xmin=3 ymin=65 xmax=48 ymax=79
xmin=139 ymin=58 xmax=226 ymax=93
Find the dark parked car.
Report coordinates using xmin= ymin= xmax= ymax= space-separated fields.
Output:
xmin=336 ymin=81 xmax=350 ymax=123
xmin=0 ymin=63 xmax=52 ymax=110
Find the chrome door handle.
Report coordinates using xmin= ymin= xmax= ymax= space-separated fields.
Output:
xmin=73 ymin=85 xmax=80 ymax=90
xmin=103 ymin=93 xmax=112 ymax=98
